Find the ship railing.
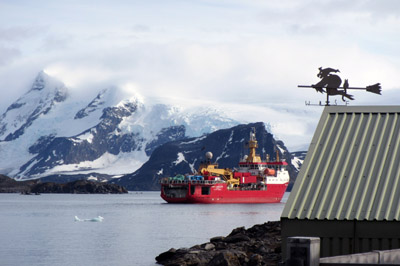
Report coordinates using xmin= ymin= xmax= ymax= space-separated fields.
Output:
xmin=160 ymin=179 xmax=187 ymax=185
xmin=160 ymin=179 xmax=225 ymax=185
xmin=189 ymin=180 xmax=223 ymax=185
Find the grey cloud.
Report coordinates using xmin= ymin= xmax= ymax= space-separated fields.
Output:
xmin=301 ymin=0 xmax=400 ymax=21
xmin=40 ymin=34 xmax=72 ymax=51
xmin=256 ymin=0 xmax=399 ymax=35
xmin=288 ymin=23 xmax=325 ymax=35
xmin=0 ymin=26 xmax=44 ymax=42
xmin=0 ymin=46 xmax=21 ymax=66
xmin=359 ymin=0 xmax=400 ymax=18
xmin=132 ymin=24 xmax=151 ymax=32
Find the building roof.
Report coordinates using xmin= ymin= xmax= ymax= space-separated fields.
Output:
xmin=282 ymin=106 xmax=400 ymax=221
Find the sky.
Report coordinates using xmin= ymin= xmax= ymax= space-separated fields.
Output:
xmin=0 ymin=0 xmax=400 ymax=151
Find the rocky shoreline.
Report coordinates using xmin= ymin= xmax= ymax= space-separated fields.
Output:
xmin=0 ymin=175 xmax=128 ymax=194
xmin=156 ymin=221 xmax=282 ymax=266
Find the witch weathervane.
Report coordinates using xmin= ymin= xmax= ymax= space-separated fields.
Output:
xmin=299 ymin=67 xmax=382 ymax=106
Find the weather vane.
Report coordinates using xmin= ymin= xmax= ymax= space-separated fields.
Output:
xmin=298 ymin=67 xmax=382 ymax=106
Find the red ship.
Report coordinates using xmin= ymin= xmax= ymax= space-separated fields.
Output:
xmin=160 ymin=128 xmax=290 ymax=203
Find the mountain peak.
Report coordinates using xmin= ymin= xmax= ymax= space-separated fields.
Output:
xmin=30 ymin=70 xmax=47 ymax=91
xmin=0 ymin=71 xmax=69 ymax=141
xmin=29 ymin=70 xmax=67 ymax=98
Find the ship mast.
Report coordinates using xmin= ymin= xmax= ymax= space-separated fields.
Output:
xmin=246 ymin=127 xmax=262 ymax=163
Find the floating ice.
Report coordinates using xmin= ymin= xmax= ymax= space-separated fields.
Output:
xmin=74 ymin=215 xmax=104 ymax=222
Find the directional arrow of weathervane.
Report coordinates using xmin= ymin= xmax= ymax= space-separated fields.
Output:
xmin=298 ymin=83 xmax=382 ymax=95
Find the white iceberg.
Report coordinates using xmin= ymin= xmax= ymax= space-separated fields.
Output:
xmin=74 ymin=215 xmax=104 ymax=222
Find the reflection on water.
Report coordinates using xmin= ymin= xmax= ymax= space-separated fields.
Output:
xmin=0 ymin=191 xmax=289 ymax=266
xmin=240 ymin=211 xmax=261 ymax=215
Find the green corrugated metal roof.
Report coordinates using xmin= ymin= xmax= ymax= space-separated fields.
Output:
xmin=282 ymin=106 xmax=400 ymax=221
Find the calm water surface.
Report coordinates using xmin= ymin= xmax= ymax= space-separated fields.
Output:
xmin=0 ymin=192 xmax=288 ymax=266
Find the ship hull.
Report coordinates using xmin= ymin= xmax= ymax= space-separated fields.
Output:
xmin=161 ymin=182 xmax=288 ymax=204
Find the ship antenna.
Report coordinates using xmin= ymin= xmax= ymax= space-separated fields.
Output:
xmin=250 ymin=127 xmax=256 ymax=141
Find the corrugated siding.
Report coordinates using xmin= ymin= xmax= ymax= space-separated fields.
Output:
xmin=282 ymin=106 xmax=400 ymax=221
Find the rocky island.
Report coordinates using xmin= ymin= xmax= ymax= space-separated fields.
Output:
xmin=0 ymin=175 xmax=128 ymax=194
xmin=156 ymin=221 xmax=282 ymax=266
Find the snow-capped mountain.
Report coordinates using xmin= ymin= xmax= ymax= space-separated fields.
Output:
xmin=0 ymin=71 xmax=67 ymax=141
xmin=0 ymin=71 xmax=238 ymax=180
xmin=112 ymin=122 xmax=298 ymax=191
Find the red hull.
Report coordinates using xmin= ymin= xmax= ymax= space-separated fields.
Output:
xmin=161 ymin=182 xmax=288 ymax=204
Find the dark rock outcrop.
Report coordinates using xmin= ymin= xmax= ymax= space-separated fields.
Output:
xmin=156 ymin=221 xmax=282 ymax=266
xmin=0 ymin=175 xmax=36 ymax=193
xmin=0 ymin=175 xmax=127 ymax=194
xmin=30 ymin=180 xmax=128 ymax=194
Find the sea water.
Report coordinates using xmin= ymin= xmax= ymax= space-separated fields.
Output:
xmin=0 ymin=192 xmax=288 ymax=266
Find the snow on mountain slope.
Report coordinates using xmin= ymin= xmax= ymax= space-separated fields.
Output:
xmin=74 ymin=88 xmax=109 ymax=119
xmin=34 ymin=150 xmax=149 ymax=177
xmin=14 ymin=101 xmax=237 ymax=179
xmin=14 ymin=98 xmax=143 ymax=178
xmin=290 ymin=151 xmax=307 ymax=172
xmin=118 ymin=103 xmax=236 ymax=143
xmin=0 ymin=74 xmax=128 ymax=176
xmin=0 ymin=71 xmax=239 ymax=180
xmin=0 ymin=71 xmax=67 ymax=141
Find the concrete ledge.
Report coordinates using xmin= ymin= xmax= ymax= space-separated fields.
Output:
xmin=320 ymin=249 xmax=400 ymax=265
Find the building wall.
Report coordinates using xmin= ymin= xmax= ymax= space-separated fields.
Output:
xmin=282 ymin=219 xmax=400 ymax=259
